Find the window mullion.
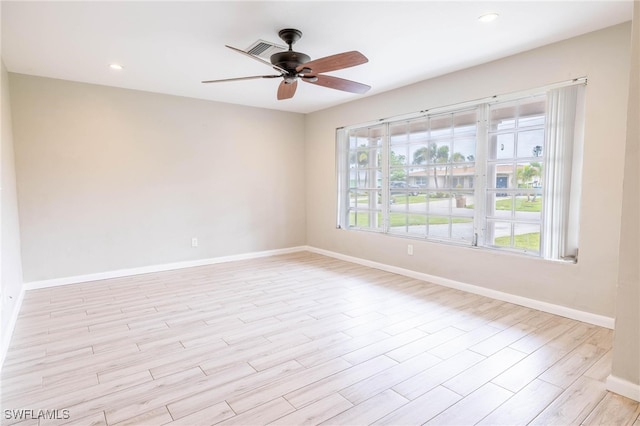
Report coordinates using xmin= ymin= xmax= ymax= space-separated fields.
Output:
xmin=381 ymin=123 xmax=390 ymax=232
xmin=367 ymin=131 xmax=379 ymax=230
xmin=474 ymin=105 xmax=489 ymax=246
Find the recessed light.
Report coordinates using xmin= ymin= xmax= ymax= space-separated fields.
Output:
xmin=109 ymin=63 xmax=124 ymax=70
xmin=478 ymin=13 xmax=499 ymax=23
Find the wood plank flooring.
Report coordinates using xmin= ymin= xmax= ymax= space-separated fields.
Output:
xmin=2 ymin=251 xmax=639 ymax=425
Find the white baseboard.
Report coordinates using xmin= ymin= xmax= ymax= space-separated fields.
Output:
xmin=607 ymin=375 xmax=640 ymax=402
xmin=24 ymin=246 xmax=308 ymax=290
xmin=306 ymin=246 xmax=615 ymax=329
xmin=1 ymin=287 xmax=25 ymax=370
xmin=20 ymin=244 xmax=615 ymax=330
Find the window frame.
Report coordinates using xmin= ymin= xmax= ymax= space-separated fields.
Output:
xmin=336 ymin=79 xmax=586 ymax=262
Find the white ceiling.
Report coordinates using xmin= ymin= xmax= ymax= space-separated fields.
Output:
xmin=1 ymin=1 xmax=633 ymax=114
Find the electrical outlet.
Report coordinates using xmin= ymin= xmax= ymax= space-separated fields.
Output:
xmin=407 ymin=244 xmax=413 ymax=255
xmin=191 ymin=237 xmax=198 ymax=248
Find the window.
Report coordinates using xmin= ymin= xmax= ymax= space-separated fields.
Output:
xmin=337 ymin=82 xmax=585 ymax=261
xmin=485 ymin=96 xmax=546 ymax=253
xmin=342 ymin=125 xmax=384 ymax=232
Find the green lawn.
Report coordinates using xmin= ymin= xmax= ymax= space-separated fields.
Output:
xmin=494 ymin=232 xmax=540 ymax=251
xmin=349 ymin=210 xmax=540 ymax=252
xmin=350 ymin=212 xmax=472 ymax=227
xmin=351 ymin=194 xmax=460 ymax=205
xmin=495 ymin=197 xmax=542 ymax=212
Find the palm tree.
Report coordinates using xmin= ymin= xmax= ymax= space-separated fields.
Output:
xmin=348 ymin=145 xmax=370 ymax=188
xmin=517 ymin=163 xmax=541 ymax=201
xmin=413 ymin=144 xmax=464 ymax=189
xmin=413 ymin=143 xmax=449 ymax=189
xmin=451 ymin=152 xmax=466 ymax=163
xmin=529 ymin=161 xmax=542 ymax=201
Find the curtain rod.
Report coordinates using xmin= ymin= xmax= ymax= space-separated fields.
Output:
xmin=337 ymin=77 xmax=587 ymax=130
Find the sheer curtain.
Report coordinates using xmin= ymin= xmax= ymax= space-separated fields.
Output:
xmin=335 ymin=129 xmax=349 ymax=229
xmin=542 ymin=83 xmax=585 ymax=260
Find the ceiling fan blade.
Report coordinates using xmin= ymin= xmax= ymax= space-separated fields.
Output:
xmin=225 ymin=45 xmax=288 ymax=74
xmin=202 ymin=75 xmax=281 ymax=83
xmin=277 ymin=80 xmax=297 ymax=100
xmin=303 ymin=74 xmax=370 ymax=94
xmin=296 ymin=51 xmax=368 ymax=74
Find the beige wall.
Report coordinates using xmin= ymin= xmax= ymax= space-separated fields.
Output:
xmin=305 ymin=23 xmax=632 ymax=318
xmin=611 ymin=1 xmax=639 ymax=396
xmin=1 ymin=61 xmax=23 ymax=351
xmin=9 ymin=75 xmax=306 ymax=282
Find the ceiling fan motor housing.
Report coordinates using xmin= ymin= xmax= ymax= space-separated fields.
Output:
xmin=270 ymin=50 xmax=310 ymax=74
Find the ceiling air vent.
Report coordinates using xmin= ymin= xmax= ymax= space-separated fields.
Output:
xmin=245 ymin=39 xmax=287 ymax=60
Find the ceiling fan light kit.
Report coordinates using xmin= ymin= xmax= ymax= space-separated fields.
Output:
xmin=202 ymin=28 xmax=370 ymax=100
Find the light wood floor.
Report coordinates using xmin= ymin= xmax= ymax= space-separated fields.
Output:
xmin=2 ymin=252 xmax=639 ymax=426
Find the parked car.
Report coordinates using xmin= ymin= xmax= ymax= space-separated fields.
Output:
xmin=377 ymin=182 xmax=420 ymax=202
xmin=390 ymin=181 xmax=420 ymax=196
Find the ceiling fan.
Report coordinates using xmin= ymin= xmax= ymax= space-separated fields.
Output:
xmin=202 ymin=28 xmax=371 ymax=100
